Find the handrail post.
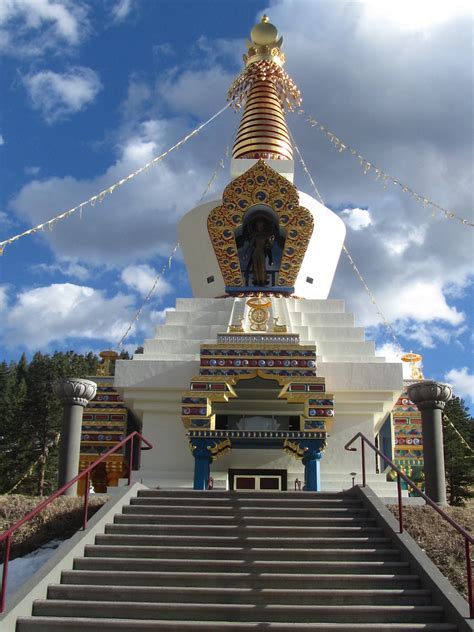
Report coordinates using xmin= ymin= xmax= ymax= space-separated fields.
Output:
xmin=127 ymin=435 xmax=134 ymax=485
xmin=361 ymin=437 xmax=366 ymax=487
xmin=82 ymin=471 xmax=90 ymax=530
xmin=1 ymin=534 xmax=11 ymax=614
xmin=397 ymin=473 xmax=403 ymax=533
xmin=466 ymin=539 xmax=473 ymax=619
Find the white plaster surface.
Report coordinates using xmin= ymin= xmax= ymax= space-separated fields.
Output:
xmin=230 ymin=158 xmax=295 ymax=182
xmin=115 ymin=295 xmax=403 ymax=494
xmin=178 ymin=187 xmax=346 ymax=300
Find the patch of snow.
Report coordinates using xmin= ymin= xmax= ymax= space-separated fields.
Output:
xmin=0 ymin=539 xmax=66 ymax=599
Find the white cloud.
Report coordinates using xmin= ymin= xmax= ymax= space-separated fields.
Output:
xmin=10 ymin=110 xmax=233 ymax=265
xmin=341 ymin=208 xmax=372 ymax=231
xmin=1 ymin=281 xmax=175 ymax=351
xmin=7 ymin=0 xmax=473 ymax=348
xmin=157 ymin=67 xmax=235 ymax=117
xmin=384 ymin=225 xmax=426 ymax=256
xmin=0 ymin=209 xmax=16 ymax=229
xmin=32 ymin=261 xmax=91 ymax=281
xmin=360 ymin=0 xmax=473 ymax=32
xmin=375 ymin=342 xmax=414 ymax=377
xmin=0 ymin=0 xmax=88 ymax=56
xmin=383 ymin=281 xmax=464 ymax=326
xmin=24 ymin=67 xmax=102 ymax=123
xmin=3 ymin=283 xmax=134 ymax=349
xmin=0 ymin=285 xmax=8 ymax=312
xmin=111 ymin=0 xmax=135 ymax=23
xmin=24 ymin=165 xmax=41 ymax=176
xmin=121 ymin=264 xmax=172 ymax=298
xmin=0 ymin=134 xmax=4 ymax=145
xmin=445 ymin=367 xmax=474 ymax=402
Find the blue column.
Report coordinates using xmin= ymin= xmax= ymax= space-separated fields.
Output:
xmin=192 ymin=441 xmax=213 ymax=490
xmin=302 ymin=448 xmax=322 ymax=492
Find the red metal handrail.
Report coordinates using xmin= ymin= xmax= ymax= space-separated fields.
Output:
xmin=345 ymin=431 xmax=474 ymax=618
xmin=0 ymin=431 xmax=153 ymax=613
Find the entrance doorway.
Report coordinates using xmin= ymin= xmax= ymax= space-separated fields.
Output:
xmin=229 ymin=468 xmax=287 ymax=491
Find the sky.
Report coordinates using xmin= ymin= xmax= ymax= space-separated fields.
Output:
xmin=0 ymin=0 xmax=473 ymax=407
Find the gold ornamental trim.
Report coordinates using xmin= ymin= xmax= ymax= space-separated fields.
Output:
xmin=84 ymin=407 xmax=128 ymax=414
xmin=234 ymin=130 xmax=291 ymax=145
xmin=234 ymin=147 xmax=293 ymax=161
xmin=242 ymin=96 xmax=285 ymax=111
xmin=233 ymin=142 xmax=293 ymax=157
xmin=236 ymin=122 xmax=291 ymax=138
xmin=239 ymin=107 xmax=287 ymax=120
xmin=233 ymin=139 xmax=293 ymax=155
xmin=240 ymin=105 xmax=287 ymax=119
xmin=235 ymin=127 xmax=291 ymax=142
xmin=245 ymin=90 xmax=284 ymax=105
xmin=207 ymin=160 xmax=313 ymax=288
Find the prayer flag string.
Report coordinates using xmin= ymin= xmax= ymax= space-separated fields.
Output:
xmin=296 ymin=110 xmax=473 ymax=228
xmin=0 ymin=103 xmax=232 ymax=255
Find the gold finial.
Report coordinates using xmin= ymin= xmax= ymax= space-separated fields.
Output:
xmin=97 ymin=349 xmax=119 ymax=376
xmin=401 ymin=351 xmax=424 ymax=380
xmin=247 ymin=16 xmax=283 ymax=64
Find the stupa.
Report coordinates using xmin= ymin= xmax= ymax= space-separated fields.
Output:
xmin=114 ymin=16 xmax=404 ymax=493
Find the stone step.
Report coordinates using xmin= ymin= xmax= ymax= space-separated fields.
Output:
xmin=16 ymin=617 xmax=459 ymax=631
xmin=130 ymin=496 xmax=364 ymax=508
xmin=97 ymin=531 xmax=395 ymax=550
xmin=31 ymin=600 xmax=446 ymax=624
xmin=86 ymin=544 xmax=400 ymax=562
xmin=109 ymin=520 xmax=386 ymax=536
xmin=121 ymin=506 xmax=377 ymax=523
xmin=136 ymin=490 xmax=347 ymax=498
xmin=74 ymin=557 xmax=411 ymax=575
xmin=60 ymin=570 xmax=423 ymax=590
xmin=126 ymin=502 xmax=371 ymax=516
xmin=47 ymin=584 xmax=432 ymax=606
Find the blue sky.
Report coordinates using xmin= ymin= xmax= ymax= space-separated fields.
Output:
xmin=0 ymin=0 xmax=473 ymax=407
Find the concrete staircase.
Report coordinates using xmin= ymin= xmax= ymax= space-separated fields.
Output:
xmin=17 ymin=490 xmax=459 ymax=631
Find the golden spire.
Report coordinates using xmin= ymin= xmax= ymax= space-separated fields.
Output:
xmin=228 ymin=16 xmax=301 ymax=162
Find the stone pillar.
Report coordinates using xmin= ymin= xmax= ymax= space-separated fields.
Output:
xmin=54 ymin=378 xmax=97 ymax=495
xmin=406 ymin=380 xmax=452 ymax=506
xmin=192 ymin=440 xmax=213 ymax=490
xmin=302 ymin=448 xmax=322 ymax=492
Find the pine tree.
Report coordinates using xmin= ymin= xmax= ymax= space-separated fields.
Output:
xmin=443 ymin=396 xmax=474 ymax=506
xmin=0 ymin=351 xmax=100 ymax=496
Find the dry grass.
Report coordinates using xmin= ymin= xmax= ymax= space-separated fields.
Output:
xmin=388 ymin=504 xmax=473 ymax=599
xmin=0 ymin=494 xmax=108 ymax=562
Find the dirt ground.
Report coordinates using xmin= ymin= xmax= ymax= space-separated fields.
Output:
xmin=0 ymin=494 xmax=108 ymax=562
xmin=388 ymin=503 xmax=473 ymax=599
